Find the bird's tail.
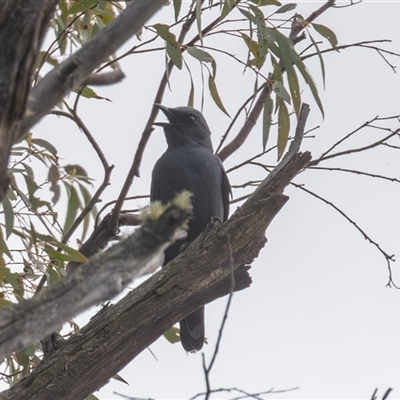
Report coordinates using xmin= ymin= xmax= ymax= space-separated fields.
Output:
xmin=180 ymin=307 xmax=205 ymax=352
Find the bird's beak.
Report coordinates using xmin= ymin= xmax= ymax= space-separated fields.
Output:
xmin=153 ymin=104 xmax=176 ymax=126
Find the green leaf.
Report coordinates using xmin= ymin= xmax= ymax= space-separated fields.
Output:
xmin=187 ymin=46 xmax=217 ymax=77
xmin=77 ymin=182 xmax=95 ymax=242
xmin=29 ymin=221 xmax=38 ymax=247
xmin=2 ymin=267 xmax=24 ymax=299
xmin=15 ymin=350 xmax=30 ymax=375
xmin=263 ymin=95 xmax=274 ymax=150
xmin=188 ymin=70 xmax=195 ymax=107
xmin=47 ymin=267 xmax=60 ymax=285
xmin=275 ymin=3 xmax=296 ymax=13
xmin=85 ymin=394 xmax=100 ymax=400
xmin=68 ymin=0 xmax=97 ymax=15
xmin=34 ymin=232 xmax=58 ymax=244
xmin=238 ymin=7 xmax=256 ymax=24
xmin=249 ymin=0 xmax=281 ymax=5
xmin=75 ymin=86 xmax=111 ymax=101
xmin=249 ymin=5 xmax=268 ymax=69
xmin=44 ymin=246 xmax=73 ymax=263
xmin=65 ymin=164 xmax=92 ymax=183
xmin=23 ymin=344 xmax=36 ymax=357
xmin=270 ymin=54 xmax=284 ymax=111
xmin=272 ymin=81 xmax=291 ymax=104
xmin=173 ymin=0 xmax=182 ymax=22
xmin=7 ymin=188 xmax=16 ymax=201
xmin=63 ymin=183 xmax=81 ymax=234
xmin=208 ymin=75 xmax=230 ymax=117
xmin=2 ymin=195 xmax=14 ymax=239
xmin=22 ymin=174 xmax=47 ymax=211
xmin=31 ymin=138 xmax=58 ymax=156
xmin=221 ymin=0 xmax=235 ymax=19
xmin=59 ymin=0 xmax=68 ymax=24
xmin=289 ymin=46 xmax=325 ymax=117
xmin=166 ymin=41 xmax=183 ymax=70
xmin=309 ymin=31 xmax=326 ymax=89
xmin=57 ymin=242 xmax=87 ymax=263
xmin=48 ymin=165 xmax=61 ymax=204
xmin=241 ymin=32 xmax=264 ymax=69
xmin=195 ymin=0 xmax=202 ymax=45
xmin=154 ymin=24 xmax=182 ymax=70
xmin=112 ymin=373 xmax=129 ymax=385
xmin=164 ymin=326 xmax=181 ymax=344
xmin=277 ymin=101 xmax=290 ymax=160
xmin=21 ymin=162 xmax=35 ymax=180
xmin=187 ymin=46 xmax=214 ymax=63
xmin=82 ymin=86 xmax=97 ymax=99
xmin=274 ymin=30 xmax=301 ymax=117
xmin=312 ymin=23 xmax=338 ymax=47
xmin=0 ymin=227 xmax=12 ymax=259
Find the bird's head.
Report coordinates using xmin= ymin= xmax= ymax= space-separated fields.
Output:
xmin=154 ymin=104 xmax=214 ymax=151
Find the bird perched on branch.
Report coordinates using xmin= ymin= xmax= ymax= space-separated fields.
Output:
xmin=151 ymin=104 xmax=231 ymax=352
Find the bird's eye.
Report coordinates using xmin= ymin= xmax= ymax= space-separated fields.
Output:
xmin=190 ymin=116 xmax=196 ymax=122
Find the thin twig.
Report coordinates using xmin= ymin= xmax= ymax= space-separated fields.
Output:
xmin=318 ymin=116 xmax=379 ymax=159
xmin=203 ymin=234 xmax=235 ymax=400
xmin=309 ymin=129 xmax=400 ymax=167
xmin=189 ymin=386 xmax=299 ymax=400
xmin=49 ymin=109 xmax=114 ymax=243
xmin=291 ymin=182 xmax=398 ymax=288
xmin=301 ymin=40 xmax=400 ymax=73
xmin=308 ymin=166 xmax=400 ymax=184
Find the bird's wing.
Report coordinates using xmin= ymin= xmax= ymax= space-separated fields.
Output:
xmin=218 ymin=158 xmax=231 ymax=222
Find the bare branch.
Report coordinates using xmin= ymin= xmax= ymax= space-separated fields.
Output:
xmin=189 ymin=386 xmax=299 ymax=400
xmin=82 ymin=70 xmax=126 ymax=86
xmin=290 ymin=182 xmax=397 ymax=288
xmin=301 ymin=39 xmax=400 ymax=73
xmin=308 ymin=165 xmax=400 ymax=184
xmin=309 ymin=129 xmax=400 ymax=167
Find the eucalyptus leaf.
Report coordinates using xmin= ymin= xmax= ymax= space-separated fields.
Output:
xmin=277 ymin=101 xmax=290 ymax=160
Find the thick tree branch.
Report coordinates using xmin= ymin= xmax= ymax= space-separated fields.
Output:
xmin=0 ymin=203 xmax=191 ymax=360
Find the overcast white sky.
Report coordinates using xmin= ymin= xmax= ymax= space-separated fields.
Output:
xmin=3 ymin=1 xmax=400 ymax=399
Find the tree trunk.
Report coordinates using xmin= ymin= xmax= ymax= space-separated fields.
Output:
xmin=0 ymin=0 xmax=58 ymax=201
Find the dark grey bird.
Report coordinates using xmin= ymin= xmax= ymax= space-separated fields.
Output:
xmin=151 ymin=104 xmax=231 ymax=352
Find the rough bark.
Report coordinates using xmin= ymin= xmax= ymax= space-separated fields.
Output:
xmin=0 ymin=0 xmax=58 ymax=202
xmin=0 ymin=121 xmax=312 ymax=399
xmin=0 ymin=202 xmax=192 ymax=360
